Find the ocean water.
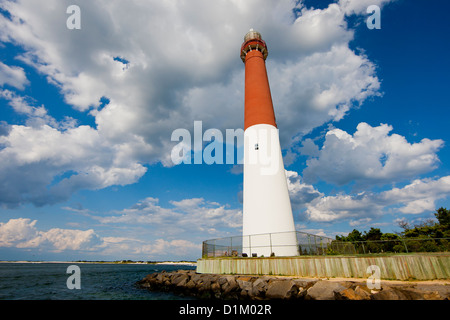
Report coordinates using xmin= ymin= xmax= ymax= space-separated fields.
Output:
xmin=0 ymin=262 xmax=196 ymax=300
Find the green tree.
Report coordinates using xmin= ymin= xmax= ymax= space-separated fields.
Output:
xmin=335 ymin=229 xmax=364 ymax=242
xmin=348 ymin=229 xmax=364 ymax=242
xmin=435 ymin=207 xmax=450 ymax=229
xmin=334 ymin=229 xmax=364 ymax=254
xmin=381 ymin=233 xmax=401 ymax=252
xmin=363 ymin=227 xmax=382 ymax=241
xmin=380 ymin=233 xmax=400 ymax=240
xmin=333 ymin=210 xmax=450 ymax=254
xmin=396 ymin=208 xmax=450 ymax=252
xmin=398 ymin=217 xmax=437 ymax=238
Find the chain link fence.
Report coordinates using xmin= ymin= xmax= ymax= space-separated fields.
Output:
xmin=329 ymin=237 xmax=450 ymax=255
xmin=202 ymin=233 xmax=450 ymax=258
xmin=202 ymin=231 xmax=333 ymax=258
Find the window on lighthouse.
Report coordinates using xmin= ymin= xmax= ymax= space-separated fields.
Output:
xmin=255 ymin=143 xmax=259 ymax=150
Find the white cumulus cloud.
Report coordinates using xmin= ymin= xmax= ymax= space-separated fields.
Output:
xmin=286 ymin=170 xmax=323 ymax=210
xmin=93 ymin=197 xmax=242 ymax=238
xmin=0 ymin=62 xmax=29 ymax=90
xmin=302 ymin=122 xmax=444 ymax=186
xmin=339 ymin=0 xmax=394 ymax=15
xmin=0 ymin=123 xmax=147 ymax=207
xmin=0 ymin=218 xmax=103 ymax=251
xmin=305 ymin=175 xmax=450 ymax=222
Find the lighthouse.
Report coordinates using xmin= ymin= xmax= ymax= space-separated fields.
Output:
xmin=241 ymin=29 xmax=298 ymax=257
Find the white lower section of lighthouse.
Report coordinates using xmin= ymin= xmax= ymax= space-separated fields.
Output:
xmin=242 ymin=124 xmax=298 ymax=257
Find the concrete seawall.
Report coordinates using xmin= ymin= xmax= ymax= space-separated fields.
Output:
xmin=196 ymin=254 xmax=450 ymax=281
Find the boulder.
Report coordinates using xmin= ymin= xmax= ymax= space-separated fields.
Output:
xmin=291 ymin=278 xmax=316 ymax=299
xmin=412 ymin=284 xmax=450 ymax=300
xmin=237 ymin=276 xmax=254 ymax=291
xmin=221 ymin=276 xmax=239 ymax=296
xmin=156 ymin=272 xmax=167 ymax=283
xmin=236 ymin=276 xmax=256 ymax=298
xmin=176 ymin=269 xmax=192 ymax=274
xmin=185 ymin=280 xmax=196 ymax=291
xmin=172 ymin=273 xmax=189 ymax=287
xmin=292 ymin=278 xmax=317 ymax=289
xmin=371 ymin=286 xmax=408 ymax=300
xmin=334 ymin=288 xmax=358 ymax=300
xmin=190 ymin=272 xmax=204 ymax=284
xmin=390 ymin=286 xmax=445 ymax=300
xmin=334 ymin=284 xmax=372 ymax=300
xmin=265 ymin=280 xmax=298 ymax=299
xmin=211 ymin=282 xmax=221 ymax=294
xmin=306 ymin=280 xmax=347 ymax=300
xmin=354 ymin=285 xmax=371 ymax=300
xmin=422 ymin=291 xmax=443 ymax=300
xmin=218 ymin=276 xmax=229 ymax=286
xmin=251 ymin=278 xmax=269 ymax=298
xmin=143 ymin=273 xmax=158 ymax=281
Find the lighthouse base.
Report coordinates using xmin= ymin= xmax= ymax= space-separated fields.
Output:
xmin=243 ymin=124 xmax=298 ymax=257
xmin=242 ymin=231 xmax=299 ymax=257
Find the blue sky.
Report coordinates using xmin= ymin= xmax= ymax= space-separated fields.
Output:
xmin=0 ymin=0 xmax=449 ymax=261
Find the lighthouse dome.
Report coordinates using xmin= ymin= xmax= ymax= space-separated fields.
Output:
xmin=244 ymin=29 xmax=262 ymax=42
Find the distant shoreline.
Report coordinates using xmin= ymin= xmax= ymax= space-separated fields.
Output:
xmin=0 ymin=260 xmax=197 ymax=266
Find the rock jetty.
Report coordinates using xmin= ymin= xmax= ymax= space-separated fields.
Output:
xmin=136 ymin=270 xmax=450 ymax=300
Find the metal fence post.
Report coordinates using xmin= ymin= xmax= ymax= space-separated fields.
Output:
xmin=402 ymin=239 xmax=409 ymax=253
xmin=202 ymin=241 xmax=206 ymax=257
xmin=269 ymin=233 xmax=273 ymax=255
xmin=230 ymin=236 xmax=232 ymax=256
xmin=314 ymin=236 xmax=318 ymax=255
xmin=308 ymin=235 xmax=311 ymax=255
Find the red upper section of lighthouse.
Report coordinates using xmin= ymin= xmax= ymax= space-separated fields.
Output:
xmin=241 ymin=29 xmax=277 ymax=131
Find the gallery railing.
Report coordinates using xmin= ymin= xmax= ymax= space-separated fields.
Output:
xmin=202 ymin=233 xmax=450 ymax=258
